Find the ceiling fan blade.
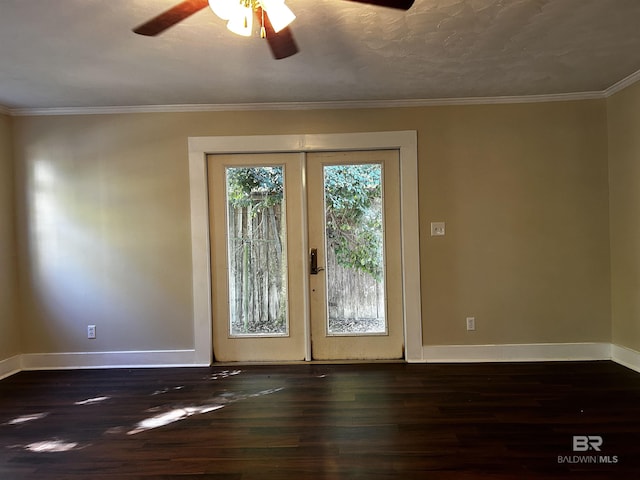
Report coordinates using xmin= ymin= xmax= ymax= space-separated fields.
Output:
xmin=343 ymin=0 xmax=415 ymax=10
xmin=257 ymin=8 xmax=299 ymax=60
xmin=133 ymin=0 xmax=210 ymax=36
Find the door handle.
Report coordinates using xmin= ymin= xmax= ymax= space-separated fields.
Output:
xmin=310 ymin=248 xmax=325 ymax=275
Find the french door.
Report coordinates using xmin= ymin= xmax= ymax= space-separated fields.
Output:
xmin=207 ymin=150 xmax=403 ymax=361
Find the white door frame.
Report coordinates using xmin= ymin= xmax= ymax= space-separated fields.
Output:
xmin=188 ymin=131 xmax=422 ymax=363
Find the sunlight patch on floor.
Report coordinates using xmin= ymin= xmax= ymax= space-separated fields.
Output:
xmin=127 ymin=387 xmax=284 ymax=435
xmin=209 ymin=369 xmax=242 ymax=380
xmin=127 ymin=405 xmax=224 ymax=435
xmin=23 ymin=439 xmax=80 ymax=453
xmin=74 ymin=396 xmax=109 ymax=405
xmin=3 ymin=412 xmax=49 ymax=425
xmin=151 ymin=386 xmax=184 ymax=396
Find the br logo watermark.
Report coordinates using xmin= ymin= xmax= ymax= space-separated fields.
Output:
xmin=557 ymin=436 xmax=619 ymax=465
xmin=573 ymin=435 xmax=603 ymax=452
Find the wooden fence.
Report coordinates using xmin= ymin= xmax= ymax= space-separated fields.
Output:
xmin=227 ymin=203 xmax=287 ymax=335
xmin=227 ymin=202 xmax=385 ymax=335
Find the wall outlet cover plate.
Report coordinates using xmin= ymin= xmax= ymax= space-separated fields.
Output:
xmin=431 ymin=222 xmax=445 ymax=236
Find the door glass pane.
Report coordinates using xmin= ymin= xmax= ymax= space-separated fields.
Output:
xmin=225 ymin=166 xmax=288 ymax=336
xmin=323 ymin=163 xmax=386 ymax=335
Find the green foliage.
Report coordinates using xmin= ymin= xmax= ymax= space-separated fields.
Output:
xmin=226 ymin=167 xmax=283 ymax=211
xmin=226 ymin=164 xmax=383 ymax=280
xmin=324 ymin=165 xmax=383 ymax=281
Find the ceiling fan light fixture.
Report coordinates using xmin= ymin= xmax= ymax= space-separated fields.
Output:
xmin=134 ymin=0 xmax=415 ymax=59
xmin=208 ymin=0 xmax=295 ymax=37
xmin=261 ymin=0 xmax=296 ymax=33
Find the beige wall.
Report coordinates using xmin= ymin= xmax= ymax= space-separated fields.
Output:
xmin=13 ymin=114 xmax=195 ymax=353
xmin=422 ymin=102 xmax=611 ymax=345
xmin=608 ymin=81 xmax=640 ymax=352
xmin=12 ymin=100 xmax=611 ymax=355
xmin=0 ymin=114 xmax=21 ymax=360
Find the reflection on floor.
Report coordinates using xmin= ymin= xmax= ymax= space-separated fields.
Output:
xmin=1 ymin=368 xmax=286 ymax=453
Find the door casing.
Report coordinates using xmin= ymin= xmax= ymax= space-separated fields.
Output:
xmin=188 ymin=131 xmax=422 ymax=363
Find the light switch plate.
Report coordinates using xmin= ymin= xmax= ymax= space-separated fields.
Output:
xmin=466 ymin=317 xmax=476 ymax=331
xmin=431 ymin=222 xmax=445 ymax=236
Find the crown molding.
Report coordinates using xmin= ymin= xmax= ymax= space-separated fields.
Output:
xmin=8 ymin=67 xmax=640 ymax=117
xmin=604 ymin=67 xmax=640 ymax=97
xmin=8 ymin=91 xmax=606 ymax=117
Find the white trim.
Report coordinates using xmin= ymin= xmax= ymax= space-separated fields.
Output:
xmin=0 ymin=105 xmax=10 ymax=116
xmin=0 ymin=343 xmax=638 ymax=373
xmin=8 ymin=91 xmax=606 ymax=117
xmin=188 ymin=149 xmax=215 ymax=366
xmin=604 ymin=68 xmax=640 ymax=97
xmin=188 ymin=131 xmax=423 ymax=363
xmin=299 ymin=152 xmax=312 ymax=362
xmin=20 ymin=350 xmax=204 ymax=370
xmin=396 ymin=134 xmax=421 ymax=362
xmin=0 ymin=355 xmax=22 ymax=380
xmin=611 ymin=344 xmax=640 ymax=373
xmin=422 ymin=343 xmax=612 ymax=363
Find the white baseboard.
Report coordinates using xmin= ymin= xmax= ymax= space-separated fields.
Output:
xmin=0 ymin=355 xmax=22 ymax=380
xmin=2 ymin=344 xmax=640 ymax=378
xmin=422 ymin=342 xmax=612 ymax=363
xmin=611 ymin=344 xmax=640 ymax=373
xmin=20 ymin=349 xmax=207 ymax=371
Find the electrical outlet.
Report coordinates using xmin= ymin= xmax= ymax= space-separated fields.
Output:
xmin=466 ymin=317 xmax=475 ymax=331
xmin=430 ymin=222 xmax=445 ymax=236
xmin=87 ymin=325 xmax=96 ymax=339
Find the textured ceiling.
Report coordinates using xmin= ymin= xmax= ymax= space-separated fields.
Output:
xmin=1 ymin=0 xmax=640 ymax=110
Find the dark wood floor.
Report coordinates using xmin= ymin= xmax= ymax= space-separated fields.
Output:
xmin=1 ymin=361 xmax=640 ymax=479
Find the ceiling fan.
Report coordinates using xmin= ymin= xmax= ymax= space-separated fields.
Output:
xmin=133 ymin=0 xmax=415 ymax=60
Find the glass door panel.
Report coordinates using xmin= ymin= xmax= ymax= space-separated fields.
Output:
xmin=208 ymin=153 xmax=306 ymax=362
xmin=323 ymin=164 xmax=387 ymax=335
xmin=225 ymin=166 xmax=288 ymax=336
xmin=307 ymin=150 xmax=404 ymax=360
